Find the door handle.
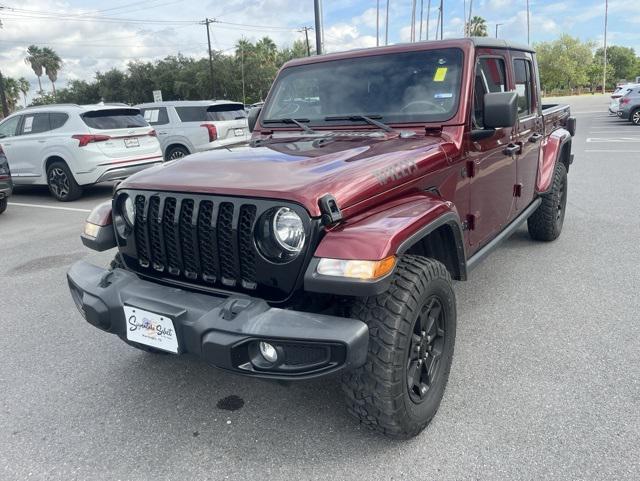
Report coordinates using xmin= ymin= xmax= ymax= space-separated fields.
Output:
xmin=158 ymin=132 xmax=168 ymax=136
xmin=528 ymin=133 xmax=543 ymax=143
xmin=503 ymin=143 xmax=521 ymax=156
xmin=38 ymin=140 xmax=46 ymax=143
xmin=2 ymin=142 xmax=11 ymax=146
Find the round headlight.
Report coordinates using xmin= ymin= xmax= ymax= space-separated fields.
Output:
xmin=272 ymin=207 xmax=305 ymax=253
xmin=123 ymin=195 xmax=135 ymax=226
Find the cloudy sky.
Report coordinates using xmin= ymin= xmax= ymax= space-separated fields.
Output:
xmin=1 ymin=0 xmax=639 ymax=100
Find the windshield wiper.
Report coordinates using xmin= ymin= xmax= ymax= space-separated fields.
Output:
xmin=324 ymin=114 xmax=396 ymax=133
xmin=262 ymin=118 xmax=317 ymax=134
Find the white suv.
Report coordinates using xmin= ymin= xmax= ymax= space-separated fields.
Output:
xmin=136 ymin=100 xmax=250 ymax=160
xmin=0 ymin=104 xmax=163 ymax=201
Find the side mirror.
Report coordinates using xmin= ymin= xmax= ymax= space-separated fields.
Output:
xmin=483 ymin=91 xmax=518 ymax=129
xmin=247 ymin=107 xmax=262 ymax=133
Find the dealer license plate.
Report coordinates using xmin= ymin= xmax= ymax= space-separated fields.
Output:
xmin=124 ymin=137 xmax=140 ymax=148
xmin=123 ymin=305 xmax=178 ymax=353
xmin=234 ymin=128 xmax=245 ymax=137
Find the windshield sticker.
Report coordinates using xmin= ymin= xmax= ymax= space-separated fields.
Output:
xmin=373 ymin=159 xmax=418 ymax=186
xmin=434 ymin=67 xmax=448 ymax=82
xmin=434 ymin=93 xmax=453 ymax=99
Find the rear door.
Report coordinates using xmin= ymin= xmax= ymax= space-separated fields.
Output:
xmin=205 ymin=103 xmax=249 ymax=140
xmin=510 ymin=52 xmax=543 ymax=210
xmin=468 ymin=53 xmax=518 ymax=249
xmin=81 ymin=108 xmax=159 ymax=159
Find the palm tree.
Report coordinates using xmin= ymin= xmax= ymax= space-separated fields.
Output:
xmin=2 ymin=77 xmax=21 ymax=111
xmin=25 ymin=45 xmax=45 ymax=94
xmin=467 ymin=16 xmax=488 ymax=37
xmin=18 ymin=77 xmax=30 ymax=107
xmin=41 ymin=47 xmax=63 ymax=98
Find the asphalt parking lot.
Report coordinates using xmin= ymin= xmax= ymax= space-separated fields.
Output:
xmin=1 ymin=95 xmax=638 ymax=481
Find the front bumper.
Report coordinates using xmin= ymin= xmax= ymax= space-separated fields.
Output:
xmin=67 ymin=260 xmax=368 ymax=380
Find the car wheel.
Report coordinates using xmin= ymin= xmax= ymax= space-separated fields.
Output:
xmin=165 ymin=145 xmax=189 ymax=161
xmin=631 ymin=108 xmax=640 ymax=125
xmin=527 ymin=161 xmax=567 ymax=241
xmin=47 ymin=161 xmax=82 ymax=201
xmin=341 ymin=256 xmax=456 ymax=439
xmin=0 ymin=197 xmax=7 ymax=215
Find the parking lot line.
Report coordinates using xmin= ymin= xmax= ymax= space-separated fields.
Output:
xmin=7 ymin=202 xmax=91 ymax=213
xmin=584 ymin=149 xmax=640 ymax=153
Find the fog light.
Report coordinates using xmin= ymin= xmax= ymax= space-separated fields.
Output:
xmin=259 ymin=342 xmax=278 ymax=363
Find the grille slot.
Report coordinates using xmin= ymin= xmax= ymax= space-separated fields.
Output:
xmin=131 ymin=194 xmax=262 ymax=292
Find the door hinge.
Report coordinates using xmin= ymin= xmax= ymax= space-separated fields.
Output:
xmin=461 ymin=160 xmax=477 ymax=178
xmin=462 ymin=214 xmax=476 ymax=231
xmin=513 ymin=183 xmax=523 ymax=197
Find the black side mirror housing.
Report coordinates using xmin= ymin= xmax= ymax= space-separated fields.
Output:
xmin=248 ymin=107 xmax=262 ymax=133
xmin=483 ymin=91 xmax=518 ymax=129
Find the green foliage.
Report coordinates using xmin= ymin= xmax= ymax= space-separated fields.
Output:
xmin=1 ymin=76 xmax=22 ymax=111
xmin=594 ymin=45 xmax=640 ymax=84
xmin=47 ymin=37 xmax=309 ymax=107
xmin=466 ymin=16 xmax=488 ymax=37
xmin=536 ymin=35 xmax=596 ymax=91
xmin=29 ymin=92 xmax=57 ymax=106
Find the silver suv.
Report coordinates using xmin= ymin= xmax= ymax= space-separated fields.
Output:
xmin=136 ymin=100 xmax=250 ymax=160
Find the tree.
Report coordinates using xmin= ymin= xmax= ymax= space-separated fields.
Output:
xmin=18 ymin=77 xmax=30 ymax=107
xmin=25 ymin=45 xmax=45 ymax=94
xmin=594 ymin=45 xmax=639 ymax=86
xmin=466 ymin=16 xmax=488 ymax=37
xmin=0 ymin=76 xmax=22 ymax=112
xmin=535 ymin=35 xmax=594 ymax=91
xmin=41 ymin=47 xmax=63 ymax=97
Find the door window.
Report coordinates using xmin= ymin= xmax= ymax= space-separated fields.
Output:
xmin=0 ymin=115 xmax=21 ymax=138
xmin=142 ymin=107 xmax=169 ymax=125
xmin=514 ymin=59 xmax=534 ymax=117
xmin=473 ymin=57 xmax=507 ymax=128
xmin=21 ymin=113 xmax=51 ymax=135
xmin=50 ymin=113 xmax=69 ymax=130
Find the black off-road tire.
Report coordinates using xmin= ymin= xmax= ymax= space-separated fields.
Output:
xmin=0 ymin=197 xmax=7 ymax=214
xmin=527 ymin=161 xmax=568 ymax=241
xmin=47 ymin=161 xmax=83 ymax=201
xmin=165 ymin=145 xmax=189 ymax=161
xmin=341 ymin=256 xmax=456 ymax=439
xmin=631 ymin=108 xmax=640 ymax=126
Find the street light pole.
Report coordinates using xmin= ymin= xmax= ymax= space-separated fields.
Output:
xmin=603 ymin=0 xmax=608 ymax=93
xmin=376 ymin=0 xmax=380 ymax=46
xmin=385 ymin=0 xmax=390 ymax=45
xmin=440 ymin=0 xmax=443 ymax=40
xmin=204 ymin=18 xmax=215 ymax=99
xmin=495 ymin=23 xmax=503 ymax=38
xmin=526 ymin=0 xmax=530 ymax=44
xmin=426 ymin=0 xmax=431 ymax=40
xmin=419 ymin=0 xmax=424 ymax=41
xmin=410 ymin=0 xmax=417 ymax=42
xmin=314 ymin=0 xmax=323 ymax=55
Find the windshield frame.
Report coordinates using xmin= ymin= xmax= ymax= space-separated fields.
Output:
xmin=260 ymin=46 xmax=466 ymax=130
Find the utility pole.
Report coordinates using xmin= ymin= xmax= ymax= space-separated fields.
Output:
xmin=603 ymin=0 xmax=608 ymax=93
xmin=410 ymin=0 xmax=416 ymax=42
xmin=426 ymin=0 xmax=431 ymax=40
xmin=203 ymin=18 xmax=215 ymax=99
xmin=526 ymin=0 xmax=530 ymax=44
xmin=314 ymin=0 xmax=323 ymax=55
xmin=376 ymin=0 xmax=380 ymax=46
xmin=385 ymin=0 xmax=390 ymax=45
xmin=300 ymin=27 xmax=312 ymax=56
xmin=0 ymin=70 xmax=9 ymax=118
xmin=468 ymin=0 xmax=473 ymax=33
xmin=495 ymin=23 xmax=503 ymax=38
xmin=440 ymin=0 xmax=444 ymax=40
xmin=240 ymin=41 xmax=246 ymax=106
xmin=419 ymin=0 xmax=424 ymax=41
xmin=435 ymin=4 xmax=441 ymax=40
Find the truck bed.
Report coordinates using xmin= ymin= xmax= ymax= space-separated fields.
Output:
xmin=541 ymin=103 xmax=572 ymax=134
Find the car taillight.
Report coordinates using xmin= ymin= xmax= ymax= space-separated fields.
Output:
xmin=148 ymin=129 xmax=157 ymax=137
xmin=72 ymin=134 xmax=111 ymax=147
xmin=201 ymin=124 xmax=218 ymax=142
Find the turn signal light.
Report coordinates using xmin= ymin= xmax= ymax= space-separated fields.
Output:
xmin=316 ymin=256 xmax=396 ymax=280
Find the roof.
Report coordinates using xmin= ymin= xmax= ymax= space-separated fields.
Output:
xmin=135 ymin=100 xmax=243 ymax=108
xmin=21 ymin=103 xmax=135 ymax=112
xmin=283 ymin=37 xmax=535 ymax=68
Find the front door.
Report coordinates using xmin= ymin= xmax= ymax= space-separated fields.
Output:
xmin=468 ymin=54 xmax=518 ymax=250
xmin=511 ymin=52 xmax=542 ymax=210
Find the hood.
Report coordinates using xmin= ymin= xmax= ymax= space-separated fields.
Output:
xmin=121 ymin=132 xmax=451 ymax=217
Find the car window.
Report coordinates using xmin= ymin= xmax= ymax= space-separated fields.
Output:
xmin=50 ymin=113 xmax=69 ymax=130
xmin=141 ymin=107 xmax=169 ymax=125
xmin=0 ymin=115 xmax=20 ymax=138
xmin=473 ymin=57 xmax=507 ymax=129
xmin=82 ymin=109 xmax=148 ymax=130
xmin=206 ymin=104 xmax=247 ymax=121
xmin=175 ymin=106 xmax=207 ymax=122
xmin=21 ymin=113 xmax=51 ymax=135
xmin=514 ymin=59 xmax=534 ymax=117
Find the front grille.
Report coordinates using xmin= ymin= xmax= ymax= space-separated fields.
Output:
xmin=117 ymin=190 xmax=313 ymax=301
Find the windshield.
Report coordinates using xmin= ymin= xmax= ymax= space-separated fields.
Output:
xmin=262 ymin=48 xmax=463 ymax=127
xmin=82 ymin=109 xmax=148 ymax=130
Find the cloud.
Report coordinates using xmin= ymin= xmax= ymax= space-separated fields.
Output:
xmin=323 ymin=23 xmax=377 ymax=51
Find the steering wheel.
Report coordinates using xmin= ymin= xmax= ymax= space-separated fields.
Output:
xmin=273 ymin=101 xmax=301 ymax=117
xmin=400 ymin=100 xmax=449 ymax=114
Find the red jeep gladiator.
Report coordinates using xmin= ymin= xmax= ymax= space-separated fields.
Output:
xmin=68 ymin=38 xmax=575 ymax=438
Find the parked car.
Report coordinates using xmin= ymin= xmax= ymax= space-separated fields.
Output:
xmin=609 ymin=83 xmax=639 ymax=114
xmin=136 ymin=100 xmax=250 ymax=160
xmin=617 ymin=87 xmax=640 ymax=124
xmin=0 ymin=144 xmax=12 ymax=214
xmin=0 ymin=104 xmax=163 ymax=201
xmin=69 ymin=38 xmax=575 ymax=439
